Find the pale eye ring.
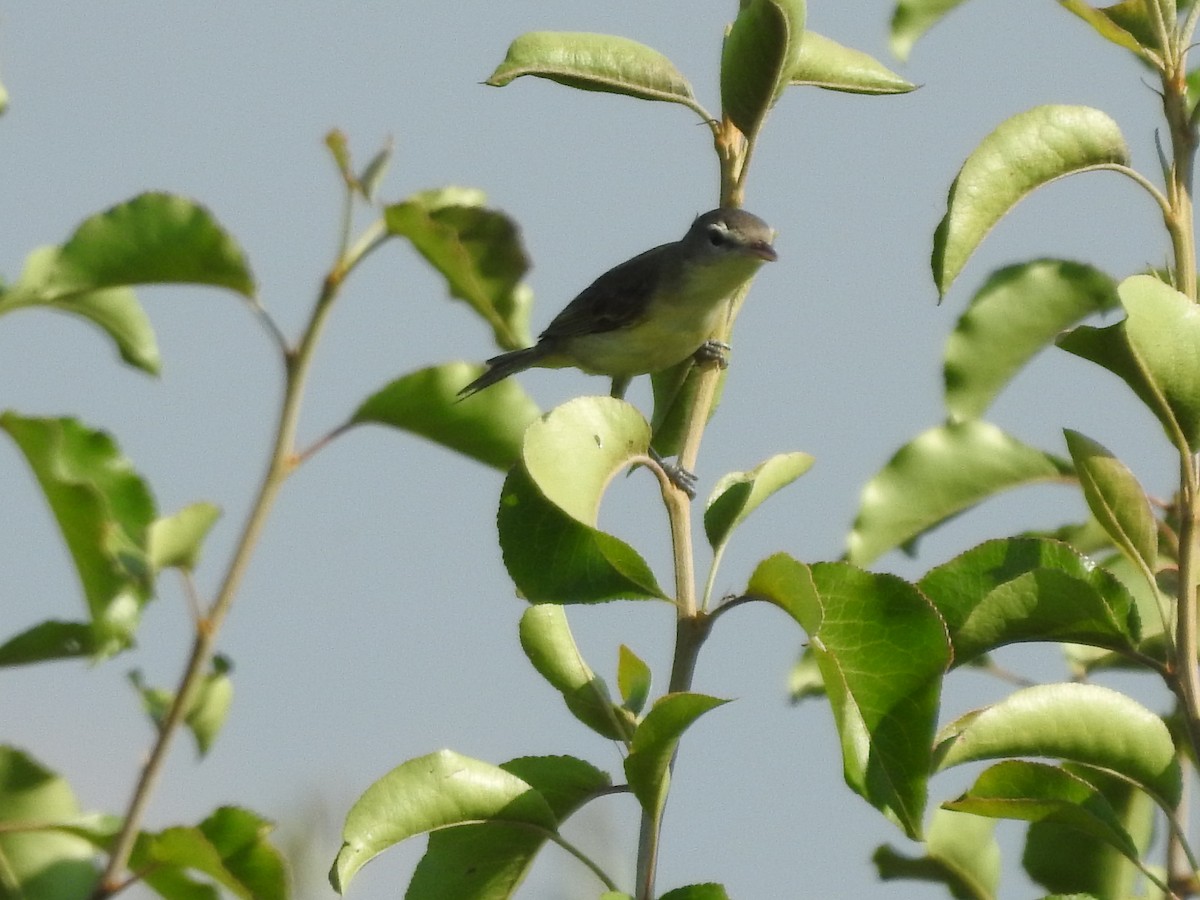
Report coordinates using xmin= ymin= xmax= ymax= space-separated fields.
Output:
xmin=706 ymin=225 xmax=727 ymax=246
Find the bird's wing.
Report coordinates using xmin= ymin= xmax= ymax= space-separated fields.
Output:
xmin=538 ymin=242 xmax=672 ymax=340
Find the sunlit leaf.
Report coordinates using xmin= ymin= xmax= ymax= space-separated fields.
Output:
xmin=617 ymin=644 xmax=652 ymax=715
xmin=1064 ymin=430 xmax=1157 ymax=576
xmin=0 ymin=747 xmax=98 ymax=899
xmin=918 ymin=538 xmax=1141 ymax=665
xmin=936 ymin=683 xmax=1180 ymax=806
xmin=791 ymin=30 xmax=917 ymax=94
xmin=487 ymin=32 xmax=698 ymax=110
xmin=1 ymin=413 xmax=155 ymax=660
xmin=944 ymin=260 xmax=1118 ymax=420
xmin=933 ymin=106 xmax=1130 ymax=296
xmin=148 ymin=502 xmax=221 ymax=573
xmin=847 ymin=421 xmax=1074 ymax=565
xmin=330 ymin=750 xmax=557 ymax=892
xmin=385 ymin=189 xmax=532 ymax=350
xmin=408 ymin=756 xmax=610 ymax=899
xmin=348 ymin=363 xmax=540 ymax=471
xmin=624 ymin=693 xmax=729 ymax=820
xmin=721 ymin=0 xmax=806 ymax=136
xmin=704 ymin=452 xmax=814 ymax=553
xmin=518 ymin=605 xmax=633 ymax=741
xmin=890 ymin=0 xmax=970 ymax=61
xmin=1059 ymin=0 xmax=1157 ymax=56
xmin=498 ymin=398 xmax=666 ymax=603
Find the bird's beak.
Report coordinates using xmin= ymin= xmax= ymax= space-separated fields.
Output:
xmin=749 ymin=240 xmax=778 ymax=262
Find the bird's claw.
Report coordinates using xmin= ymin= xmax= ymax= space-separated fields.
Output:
xmin=649 ymin=447 xmax=698 ymax=499
xmin=694 ymin=339 xmax=731 ymax=369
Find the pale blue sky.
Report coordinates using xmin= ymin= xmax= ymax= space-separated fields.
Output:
xmin=0 ymin=4 xmax=1180 ymax=898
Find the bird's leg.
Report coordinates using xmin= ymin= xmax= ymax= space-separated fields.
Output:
xmin=649 ymin=447 xmax=698 ymax=499
xmin=693 ymin=339 xmax=731 ymax=369
xmin=610 ymin=375 xmax=632 ymax=399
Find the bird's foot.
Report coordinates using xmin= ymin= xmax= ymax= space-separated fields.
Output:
xmin=694 ymin=339 xmax=731 ymax=369
xmin=649 ymin=447 xmax=698 ymax=499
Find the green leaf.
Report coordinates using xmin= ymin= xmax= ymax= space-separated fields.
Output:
xmin=130 ymin=656 xmax=234 ymax=758
xmin=756 ymin=561 xmax=948 ymax=838
xmin=944 ymin=761 xmax=1142 ymax=869
xmin=0 ymin=747 xmax=98 ymax=900
xmin=1059 ymin=0 xmax=1156 ymax=57
xmin=499 ymin=398 xmax=666 ymax=603
xmin=873 ymin=808 xmax=1000 ymax=900
xmin=791 ymin=30 xmax=917 ymax=94
xmin=658 ymin=886 xmax=731 ymax=900
xmin=1064 ymin=430 xmax=1157 ymax=576
xmin=944 ymin=260 xmax=1119 ymax=420
xmin=486 ymin=32 xmax=699 ymax=110
xmin=917 ymin=538 xmax=1141 ymax=665
xmin=847 ymin=420 xmax=1074 ymax=566
xmin=933 ymin=106 xmax=1130 ymax=296
xmin=704 ymin=451 xmax=814 ymax=553
xmin=721 ymin=0 xmax=807 ymax=136
xmin=324 ymin=129 xmax=353 ymax=186
xmin=787 ymin=646 xmax=826 ymax=703
xmin=330 ymin=750 xmax=557 ymax=893
xmin=1121 ymin=274 xmax=1200 ymax=452
xmin=1022 ymin=764 xmax=1154 ymax=898
xmin=518 ymin=605 xmax=634 ymax=741
xmin=18 ymin=193 xmax=254 ymax=299
xmin=349 ymin=363 xmax=540 ymax=471
xmin=385 ymin=188 xmax=532 ymax=351
xmin=936 ymin=682 xmax=1181 ymax=806
xmin=1 ymin=413 xmax=156 ymax=660
xmin=0 ymin=621 xmax=97 ymax=667
xmin=624 ymin=693 xmax=729 ymax=820
xmin=890 ymin=0 xmax=970 ymax=61
xmin=408 ymin=756 xmax=611 ymax=900
xmin=134 ymin=807 xmax=286 ymax=900
xmin=617 ymin=644 xmax=652 ymax=715
xmin=357 ymin=136 xmax=394 ymax=203
xmin=148 ymin=502 xmax=221 ymax=573
xmin=0 ymin=78 xmax=8 ymax=116
xmin=0 ymin=248 xmax=160 ymax=374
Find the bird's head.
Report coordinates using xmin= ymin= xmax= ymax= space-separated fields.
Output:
xmin=684 ymin=208 xmax=778 ymax=265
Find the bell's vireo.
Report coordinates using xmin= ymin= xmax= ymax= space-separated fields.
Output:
xmin=459 ymin=207 xmax=777 ymax=398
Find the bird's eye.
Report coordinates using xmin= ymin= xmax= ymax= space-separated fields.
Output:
xmin=706 ymin=225 xmax=727 ymax=247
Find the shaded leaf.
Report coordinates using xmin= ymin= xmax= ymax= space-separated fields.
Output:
xmin=349 ymin=363 xmax=540 ymax=471
xmin=787 ymin=646 xmax=826 ymax=703
xmin=704 ymin=451 xmax=814 ymax=553
xmin=1059 ymin=0 xmax=1156 ymax=57
xmin=518 ymin=605 xmax=633 ymax=741
xmin=791 ymin=30 xmax=917 ymax=94
xmin=487 ymin=32 xmax=699 ymax=110
xmin=918 ymin=538 xmax=1141 ymax=665
xmin=357 ymin=136 xmax=393 ymax=203
xmin=933 ymin=106 xmax=1130 ymax=295
xmin=617 ymin=644 xmax=652 ymax=715
xmin=873 ymin=808 xmax=1000 ymax=900
xmin=936 ymin=683 xmax=1180 ymax=806
xmin=1 ymin=413 xmax=155 ymax=660
xmin=944 ymin=260 xmax=1119 ymax=420
xmin=847 ymin=421 xmax=1074 ymax=566
xmin=1023 ymin=764 xmax=1154 ymax=898
xmin=386 ymin=189 xmax=532 ymax=350
xmin=624 ymin=693 xmax=729 ymax=820
xmin=330 ymin=750 xmax=557 ymax=893
xmin=721 ymin=0 xmax=806 ymax=136
xmin=0 ymin=621 xmax=96 ymax=667
xmin=945 ymin=761 xmax=1141 ymax=867
xmin=130 ymin=656 xmax=233 ymax=758
xmin=408 ymin=756 xmax=611 ymax=900
xmin=658 ymin=886 xmax=731 ymax=900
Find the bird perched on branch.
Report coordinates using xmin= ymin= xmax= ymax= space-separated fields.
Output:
xmin=458 ymin=207 xmax=777 ymax=399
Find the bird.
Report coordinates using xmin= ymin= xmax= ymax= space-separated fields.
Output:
xmin=457 ymin=207 xmax=777 ymax=399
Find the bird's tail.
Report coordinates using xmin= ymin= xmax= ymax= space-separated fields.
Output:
xmin=457 ymin=346 xmax=545 ymax=398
